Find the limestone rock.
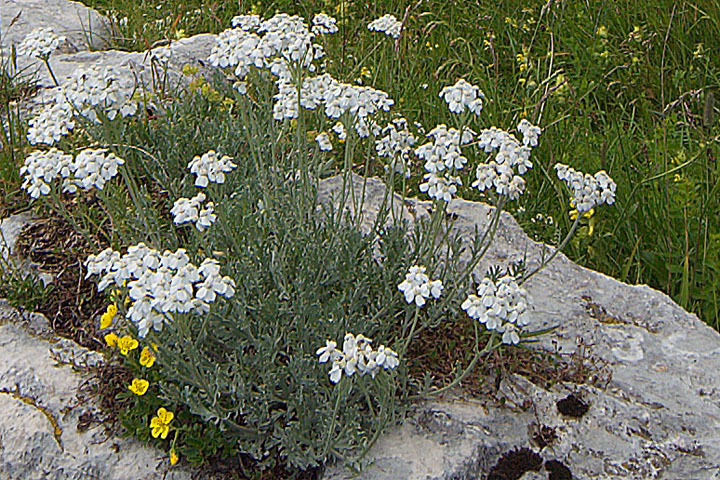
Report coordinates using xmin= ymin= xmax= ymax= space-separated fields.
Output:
xmin=0 ymin=303 xmax=192 ymax=480
xmin=319 ymin=175 xmax=720 ymax=480
xmin=0 ymin=0 xmax=110 ymax=55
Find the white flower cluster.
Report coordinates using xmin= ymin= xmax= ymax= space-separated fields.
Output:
xmin=375 ymin=117 xmax=417 ymax=176
xmin=367 ymin=14 xmax=402 ymax=39
xmin=19 ymin=147 xmax=124 ymax=198
xmin=171 ymin=192 xmax=217 ymax=232
xmin=317 ymin=333 xmax=399 ymax=384
xmin=315 ymin=132 xmax=333 ymax=151
xmin=85 ymin=245 xmax=236 ymax=336
xmin=26 ymin=103 xmax=75 ymax=145
xmin=67 ymin=148 xmax=125 ymax=192
xmin=19 ymin=148 xmax=73 ymax=198
xmin=416 ymin=123 xmax=474 ymax=202
xmin=274 ymin=73 xmax=392 ymax=137
xmin=188 ymin=150 xmax=237 ymax=187
xmin=312 ymin=13 xmax=338 ymax=35
xmin=439 ymin=79 xmax=484 ymax=115
xmin=16 ymin=27 xmax=64 ymax=59
xmin=58 ymin=65 xmax=139 ymax=122
xmin=555 ymin=164 xmax=616 ymax=213
xmin=231 ymin=14 xmax=262 ymax=31
xmin=209 ymin=13 xmax=325 ymax=79
xmin=461 ymin=274 xmax=529 ymax=345
xmin=211 ymin=15 xmax=394 ymax=139
xmin=471 ymin=122 xmax=538 ymax=201
xmin=398 ymin=265 xmax=443 ymax=307
xmin=517 ymin=119 xmax=542 ymax=147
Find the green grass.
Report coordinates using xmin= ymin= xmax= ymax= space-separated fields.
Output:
xmin=76 ymin=0 xmax=720 ymax=328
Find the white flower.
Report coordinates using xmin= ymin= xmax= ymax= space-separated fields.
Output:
xmin=517 ymin=119 xmax=542 ymax=147
xmin=231 ymin=14 xmax=262 ymax=31
xmin=16 ymin=27 xmax=64 ymax=59
xmin=19 ymin=148 xmax=73 ymax=198
xmin=60 ymin=65 xmax=138 ymax=122
xmin=27 ymin=103 xmax=75 ymax=146
xmin=398 ymin=265 xmax=443 ymax=307
xmin=462 ymin=273 xmax=530 ymax=343
xmin=419 ymin=172 xmax=461 ymax=202
xmin=171 ymin=192 xmax=216 ymax=232
xmin=318 ymin=333 xmax=398 ymax=383
xmin=555 ymin=163 xmax=616 ymax=212
xmin=312 ymin=14 xmax=338 ymax=35
xmin=367 ymin=14 xmax=402 ymax=39
xmin=316 ymin=132 xmax=333 ymax=151
xmin=67 ymin=148 xmax=125 ymax=192
xmin=85 ymin=244 xmax=235 ymax=336
xmin=188 ymin=150 xmax=237 ymax=187
xmin=439 ymin=79 xmax=484 ymax=115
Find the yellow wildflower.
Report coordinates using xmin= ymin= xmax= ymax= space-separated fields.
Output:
xmin=128 ymin=378 xmax=149 ymax=396
xmin=140 ymin=346 xmax=156 ymax=368
xmin=596 ymin=25 xmax=608 ymax=38
xmin=150 ymin=407 xmax=174 ymax=439
xmin=170 ymin=448 xmax=179 ymax=465
xmin=117 ymin=335 xmax=139 ymax=356
xmin=105 ymin=332 xmax=119 ymax=347
xmin=100 ymin=304 xmax=118 ymax=329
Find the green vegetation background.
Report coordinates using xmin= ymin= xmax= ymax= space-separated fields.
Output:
xmin=5 ymin=0 xmax=720 ymax=328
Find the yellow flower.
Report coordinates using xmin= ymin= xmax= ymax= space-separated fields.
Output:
xmin=128 ymin=378 xmax=149 ymax=396
xmin=117 ymin=335 xmax=139 ymax=356
xmin=596 ymin=25 xmax=608 ymax=38
xmin=140 ymin=346 xmax=156 ymax=368
xmin=105 ymin=332 xmax=119 ymax=347
xmin=170 ymin=448 xmax=179 ymax=465
xmin=151 ymin=342 xmax=158 ymax=352
xmin=150 ymin=407 xmax=174 ymax=439
xmin=100 ymin=304 xmax=118 ymax=329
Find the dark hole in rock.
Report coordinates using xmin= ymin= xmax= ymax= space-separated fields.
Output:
xmin=556 ymin=393 xmax=589 ymax=418
xmin=532 ymin=424 xmax=558 ymax=449
xmin=486 ymin=447 xmax=543 ymax=480
xmin=545 ymin=459 xmax=573 ymax=480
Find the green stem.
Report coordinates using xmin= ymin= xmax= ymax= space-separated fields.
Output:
xmin=42 ymin=57 xmax=59 ymax=87
xmin=521 ymin=214 xmax=581 ymax=285
xmin=322 ymin=378 xmax=346 ymax=459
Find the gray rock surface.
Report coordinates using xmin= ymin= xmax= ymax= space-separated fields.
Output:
xmin=319 ymin=175 xmax=720 ymax=480
xmin=0 ymin=0 xmax=110 ymax=55
xmin=0 ymin=213 xmax=192 ymax=480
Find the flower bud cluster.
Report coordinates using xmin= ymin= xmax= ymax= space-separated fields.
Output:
xmin=26 ymin=103 xmax=75 ymax=145
xmin=461 ymin=274 xmax=529 ymax=345
xmin=19 ymin=147 xmax=124 ymax=198
xmin=439 ymin=79 xmax=484 ymax=115
xmin=317 ymin=333 xmax=399 ymax=384
xmin=398 ymin=265 xmax=444 ymax=307
xmin=554 ymin=164 xmax=616 ymax=213
xmin=416 ymin=123 xmax=474 ymax=202
xmin=171 ymin=192 xmax=217 ymax=232
xmin=188 ymin=150 xmax=237 ymax=187
xmin=85 ymin=244 xmax=236 ymax=337
xmin=367 ymin=14 xmax=402 ymax=39
xmin=375 ymin=117 xmax=417 ymax=176
xmin=471 ymin=123 xmax=538 ymax=201
xmin=16 ymin=27 xmax=64 ymax=59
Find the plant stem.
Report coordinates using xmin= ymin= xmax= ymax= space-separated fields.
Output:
xmin=521 ymin=214 xmax=581 ymax=285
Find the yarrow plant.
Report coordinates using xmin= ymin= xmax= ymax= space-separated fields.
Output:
xmin=15 ymin=9 xmax=620 ymax=477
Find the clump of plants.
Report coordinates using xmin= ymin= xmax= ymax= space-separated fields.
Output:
xmin=15 ymin=12 xmax=615 ymax=477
